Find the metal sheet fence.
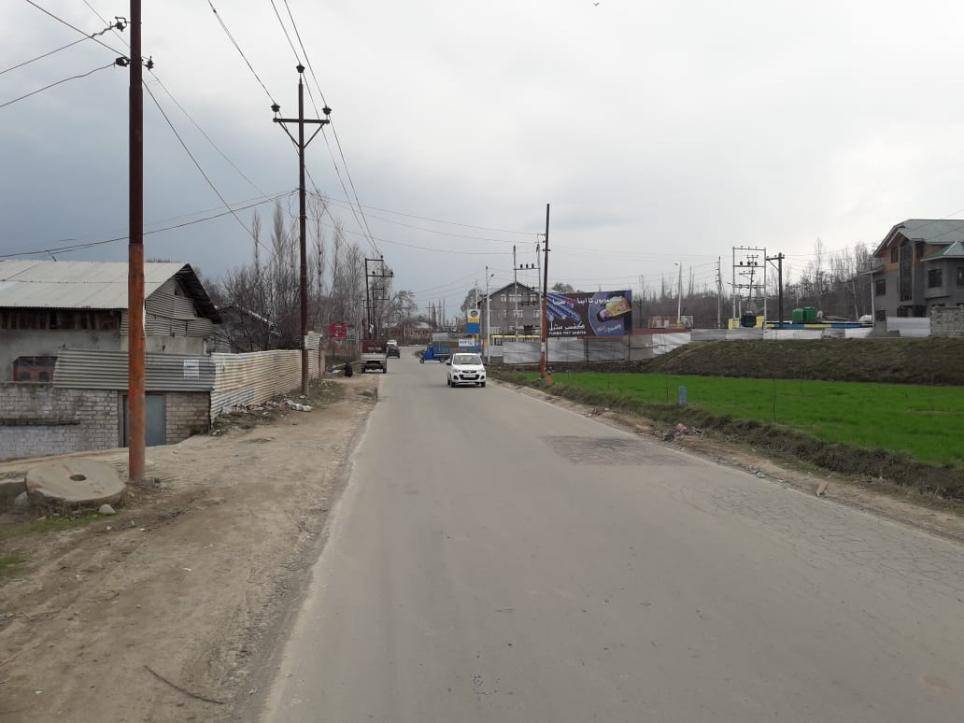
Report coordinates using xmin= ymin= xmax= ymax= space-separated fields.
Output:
xmin=53 ymin=348 xmax=215 ymax=391
xmin=210 ymin=349 xmax=322 ymax=418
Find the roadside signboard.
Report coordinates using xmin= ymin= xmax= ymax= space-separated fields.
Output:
xmin=466 ymin=309 xmax=481 ymax=334
xmin=546 ymin=290 xmax=632 ymax=337
xmin=328 ymin=322 xmax=350 ymax=340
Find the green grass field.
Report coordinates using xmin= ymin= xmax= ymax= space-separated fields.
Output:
xmin=520 ymin=372 xmax=964 ymax=467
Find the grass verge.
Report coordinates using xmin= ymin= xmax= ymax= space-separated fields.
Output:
xmin=0 ymin=512 xmax=102 ymax=542
xmin=0 ymin=553 xmax=26 ymax=577
xmin=495 ymin=370 xmax=964 ymax=499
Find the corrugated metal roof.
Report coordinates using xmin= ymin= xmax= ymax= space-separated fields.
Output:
xmin=922 ymin=240 xmax=964 ymax=260
xmin=895 ymin=219 xmax=964 ymax=245
xmin=0 ymin=260 xmax=185 ymax=310
xmin=874 ymin=219 xmax=964 ymax=255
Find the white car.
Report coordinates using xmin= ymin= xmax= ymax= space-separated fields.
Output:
xmin=446 ymin=353 xmax=486 ymax=387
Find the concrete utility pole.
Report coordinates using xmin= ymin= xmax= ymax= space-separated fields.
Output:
xmin=540 ymin=203 xmax=551 ymax=380
xmin=676 ymin=262 xmax=683 ymax=326
xmin=127 ymin=0 xmax=145 ymax=484
xmin=272 ymin=65 xmax=330 ymax=394
xmin=716 ymin=256 xmax=723 ymax=329
xmin=766 ymin=252 xmax=785 ymax=326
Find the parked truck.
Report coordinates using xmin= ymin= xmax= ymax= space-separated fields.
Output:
xmin=361 ymin=339 xmax=389 ymax=373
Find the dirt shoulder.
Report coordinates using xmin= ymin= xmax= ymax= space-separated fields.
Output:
xmin=0 ymin=374 xmax=379 ymax=722
xmin=495 ymin=379 xmax=964 ymax=546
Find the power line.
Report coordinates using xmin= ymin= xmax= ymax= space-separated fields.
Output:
xmin=308 ymin=191 xmax=523 ymax=245
xmin=317 ymin=220 xmax=512 ymax=256
xmin=0 ymin=37 xmax=87 ymax=76
xmin=205 ymin=0 xmax=277 ymax=106
xmin=316 ymin=195 xmax=535 ymax=236
xmin=0 ymin=191 xmax=293 ymax=259
xmin=0 ymin=61 xmax=117 ymax=110
xmin=22 ymin=0 xmax=128 ymax=58
xmin=77 ymin=1 xmax=268 ymax=203
xmin=267 ymin=0 xmax=302 ymax=65
xmin=146 ymin=73 xmax=268 ymax=197
xmin=143 ymin=81 xmax=270 ymax=255
xmin=276 ymin=0 xmax=381 ymax=254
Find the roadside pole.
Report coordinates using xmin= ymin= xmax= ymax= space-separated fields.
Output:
xmin=485 ymin=265 xmax=491 ymax=362
xmin=272 ymin=65 xmax=330 ymax=393
xmin=127 ymin=0 xmax=145 ymax=484
xmin=540 ymin=203 xmax=551 ymax=383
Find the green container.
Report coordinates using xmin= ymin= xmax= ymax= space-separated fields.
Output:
xmin=791 ymin=307 xmax=805 ymax=323
xmin=802 ymin=306 xmax=818 ymax=323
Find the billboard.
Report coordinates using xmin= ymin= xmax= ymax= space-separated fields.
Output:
xmin=546 ymin=290 xmax=632 ymax=337
xmin=466 ymin=308 xmax=481 ymax=334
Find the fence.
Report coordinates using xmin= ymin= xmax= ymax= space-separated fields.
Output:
xmin=210 ymin=347 xmax=324 ymax=418
xmin=489 ymin=326 xmax=884 ymax=366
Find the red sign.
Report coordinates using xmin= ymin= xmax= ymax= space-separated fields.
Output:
xmin=328 ymin=322 xmax=350 ymax=340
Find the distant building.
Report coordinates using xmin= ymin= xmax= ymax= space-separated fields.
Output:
xmin=869 ymin=220 xmax=964 ymax=320
xmin=480 ymin=282 xmax=541 ymax=338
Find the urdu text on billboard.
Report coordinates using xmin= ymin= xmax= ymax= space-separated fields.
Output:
xmin=546 ymin=290 xmax=632 ymax=337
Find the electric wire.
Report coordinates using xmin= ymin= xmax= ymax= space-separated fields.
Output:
xmin=22 ymin=0 xmax=127 ymax=58
xmin=276 ymin=0 xmax=381 ymax=254
xmin=0 ymin=61 xmax=116 ymax=109
xmin=0 ymin=191 xmax=293 ymax=259
xmin=205 ymin=0 xmax=277 ymax=106
xmin=317 ymin=195 xmax=535 ymax=236
xmin=143 ymin=80 xmax=271 ymax=255
xmin=0 ymin=37 xmax=87 ymax=76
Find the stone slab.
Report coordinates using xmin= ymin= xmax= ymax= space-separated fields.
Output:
xmin=25 ymin=459 xmax=125 ymax=508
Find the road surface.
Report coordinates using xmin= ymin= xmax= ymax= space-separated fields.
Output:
xmin=261 ymin=351 xmax=964 ymax=722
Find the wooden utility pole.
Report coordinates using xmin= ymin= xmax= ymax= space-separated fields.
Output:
xmin=540 ymin=203 xmax=551 ymax=381
xmin=273 ymin=65 xmax=330 ymax=393
xmin=127 ymin=0 xmax=145 ymax=484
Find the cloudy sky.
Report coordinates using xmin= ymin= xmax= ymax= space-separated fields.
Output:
xmin=4 ymin=0 xmax=964 ymax=311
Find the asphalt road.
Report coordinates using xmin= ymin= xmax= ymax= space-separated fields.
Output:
xmin=261 ymin=351 xmax=964 ymax=722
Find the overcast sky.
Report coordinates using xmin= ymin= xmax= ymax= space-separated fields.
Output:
xmin=4 ymin=0 xmax=964 ymax=311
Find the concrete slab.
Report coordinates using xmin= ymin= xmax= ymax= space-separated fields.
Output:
xmin=25 ymin=459 xmax=125 ymax=508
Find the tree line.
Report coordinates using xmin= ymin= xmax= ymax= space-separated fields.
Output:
xmin=211 ymin=199 xmax=417 ymax=351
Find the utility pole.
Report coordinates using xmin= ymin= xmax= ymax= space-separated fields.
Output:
xmin=272 ymin=65 xmax=330 ymax=394
xmin=127 ymin=0 xmax=145 ymax=484
xmin=540 ymin=203 xmax=551 ymax=380
xmin=484 ymin=265 xmax=491 ymax=362
xmin=716 ymin=256 xmax=723 ymax=329
xmin=365 ymin=256 xmax=392 ymax=338
xmin=766 ymin=252 xmax=785 ymax=326
xmin=364 ymin=257 xmax=371 ymax=336
xmin=676 ymin=262 xmax=683 ymax=326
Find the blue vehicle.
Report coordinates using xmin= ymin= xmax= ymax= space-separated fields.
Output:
xmin=420 ymin=342 xmax=454 ymax=363
xmin=420 ymin=340 xmax=481 ymax=363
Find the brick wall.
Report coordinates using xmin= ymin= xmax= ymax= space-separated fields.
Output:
xmin=165 ymin=391 xmax=210 ymax=442
xmin=0 ymin=384 xmax=119 ymax=461
xmin=931 ymin=306 xmax=964 ymax=337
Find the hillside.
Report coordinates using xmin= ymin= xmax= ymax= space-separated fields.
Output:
xmin=643 ymin=338 xmax=964 ymax=385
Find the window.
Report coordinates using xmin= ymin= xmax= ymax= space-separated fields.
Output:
xmin=890 ymin=246 xmax=898 ymax=262
xmin=913 ymin=305 xmax=927 ymax=317
xmin=915 ymin=243 xmax=924 ymax=260
xmin=875 ymin=309 xmax=886 ymax=322
xmin=958 ymin=267 xmax=964 ymax=287
xmin=874 ymin=278 xmax=886 ymax=296
xmin=897 ymin=306 xmax=909 ymax=317
xmin=928 ymin=268 xmax=943 ymax=288
xmin=12 ymin=356 xmax=57 ymax=383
